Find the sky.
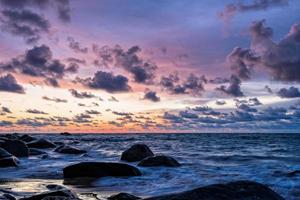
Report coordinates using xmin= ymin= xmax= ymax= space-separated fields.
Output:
xmin=0 ymin=0 xmax=300 ymax=133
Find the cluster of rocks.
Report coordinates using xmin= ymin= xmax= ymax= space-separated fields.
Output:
xmin=0 ymin=133 xmax=86 ymax=168
xmin=0 ymin=134 xmax=288 ymax=200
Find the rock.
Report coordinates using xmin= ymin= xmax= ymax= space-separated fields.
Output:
xmin=286 ymin=170 xmax=300 ymax=177
xmin=19 ymin=189 xmax=79 ymax=200
xmin=19 ymin=134 xmax=36 ymax=143
xmin=46 ymin=184 xmax=67 ymax=191
xmin=63 ymin=162 xmax=141 ymax=179
xmin=60 ymin=132 xmax=72 ymax=136
xmin=27 ymin=139 xmax=56 ymax=149
xmin=108 ymin=193 xmax=141 ymax=200
xmin=55 ymin=145 xmax=86 ymax=154
xmin=138 ymin=155 xmax=180 ymax=167
xmin=0 ymin=139 xmax=29 ymax=157
xmin=121 ymin=144 xmax=154 ymax=162
xmin=29 ymin=148 xmax=46 ymax=156
xmin=0 ymin=148 xmax=19 ymax=168
xmin=0 ymin=194 xmax=16 ymax=200
xmin=143 ymin=181 xmax=284 ymax=200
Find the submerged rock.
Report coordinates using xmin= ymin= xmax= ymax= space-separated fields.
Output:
xmin=143 ymin=181 xmax=284 ymax=200
xmin=0 ymin=148 xmax=19 ymax=168
xmin=0 ymin=139 xmax=29 ymax=157
xmin=138 ymin=155 xmax=180 ymax=167
xmin=19 ymin=189 xmax=80 ymax=200
xmin=55 ymin=145 xmax=86 ymax=154
xmin=108 ymin=193 xmax=141 ymax=200
xmin=27 ymin=139 xmax=56 ymax=149
xmin=121 ymin=144 xmax=154 ymax=162
xmin=63 ymin=162 xmax=141 ymax=179
xmin=286 ymin=170 xmax=300 ymax=177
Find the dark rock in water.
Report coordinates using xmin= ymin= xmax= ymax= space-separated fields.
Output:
xmin=27 ymin=139 xmax=56 ymax=149
xmin=121 ymin=144 xmax=154 ymax=162
xmin=0 ymin=193 xmax=16 ymax=200
xmin=63 ymin=162 xmax=141 ymax=179
xmin=60 ymin=132 xmax=72 ymax=136
xmin=286 ymin=170 xmax=300 ymax=177
xmin=55 ymin=145 xmax=86 ymax=154
xmin=19 ymin=189 xmax=79 ymax=200
xmin=138 ymin=155 xmax=180 ymax=167
xmin=0 ymin=148 xmax=19 ymax=168
xmin=108 ymin=193 xmax=141 ymax=200
xmin=29 ymin=148 xmax=46 ymax=156
xmin=19 ymin=134 xmax=36 ymax=143
xmin=46 ymin=184 xmax=67 ymax=191
xmin=0 ymin=139 xmax=29 ymax=157
xmin=2 ymin=134 xmax=19 ymax=140
xmin=54 ymin=142 xmax=64 ymax=146
xmin=143 ymin=181 xmax=284 ymax=200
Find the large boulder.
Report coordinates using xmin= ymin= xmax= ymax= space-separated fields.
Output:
xmin=0 ymin=139 xmax=29 ymax=157
xmin=63 ymin=162 xmax=141 ymax=179
xmin=19 ymin=189 xmax=79 ymax=200
xmin=27 ymin=139 xmax=56 ymax=149
xmin=143 ymin=181 xmax=284 ymax=200
xmin=108 ymin=193 xmax=141 ymax=200
xmin=54 ymin=145 xmax=86 ymax=154
xmin=138 ymin=155 xmax=180 ymax=167
xmin=0 ymin=148 xmax=19 ymax=168
xmin=19 ymin=134 xmax=36 ymax=143
xmin=121 ymin=144 xmax=154 ymax=162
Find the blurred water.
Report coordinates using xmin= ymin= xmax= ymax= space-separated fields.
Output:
xmin=0 ymin=133 xmax=300 ymax=199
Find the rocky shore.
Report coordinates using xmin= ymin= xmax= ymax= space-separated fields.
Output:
xmin=0 ymin=133 xmax=295 ymax=200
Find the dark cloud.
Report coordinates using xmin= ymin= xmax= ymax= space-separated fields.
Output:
xmin=112 ymin=111 xmax=133 ymax=116
xmin=143 ymin=90 xmax=160 ymax=102
xmin=0 ymin=74 xmax=25 ymax=93
xmin=67 ymin=37 xmax=88 ymax=54
xmin=82 ymin=71 xmax=131 ymax=93
xmin=229 ymin=20 xmax=300 ymax=82
xmin=215 ymin=100 xmax=226 ymax=105
xmin=26 ymin=109 xmax=48 ymax=115
xmin=0 ymin=120 xmax=13 ymax=126
xmin=16 ymin=118 xmax=50 ymax=127
xmin=1 ymin=106 xmax=11 ymax=113
xmin=216 ymin=75 xmax=244 ymax=97
xmin=265 ymin=85 xmax=273 ymax=93
xmin=277 ymin=86 xmax=300 ymax=98
xmin=44 ymin=78 xmax=59 ymax=87
xmin=0 ymin=45 xmax=78 ymax=85
xmin=234 ymin=97 xmax=262 ymax=106
xmin=0 ymin=9 xmax=50 ymax=43
xmin=236 ymin=103 xmax=257 ymax=112
xmin=219 ymin=0 xmax=288 ymax=22
xmin=0 ymin=0 xmax=71 ymax=22
xmin=160 ymin=73 xmax=206 ymax=96
xmin=93 ymin=45 xmax=157 ymax=84
xmin=69 ymin=89 xmax=96 ymax=99
xmin=209 ymin=77 xmax=230 ymax=84
xmin=67 ymin=57 xmax=87 ymax=65
xmin=73 ymin=113 xmax=92 ymax=123
xmin=108 ymin=96 xmax=119 ymax=102
xmin=42 ymin=96 xmax=67 ymax=103
xmin=85 ymin=110 xmax=101 ymax=115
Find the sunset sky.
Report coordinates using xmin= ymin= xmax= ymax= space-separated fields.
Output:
xmin=0 ymin=0 xmax=300 ymax=133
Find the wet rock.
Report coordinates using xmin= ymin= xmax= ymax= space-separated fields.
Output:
xmin=108 ymin=193 xmax=141 ymax=200
xmin=19 ymin=134 xmax=36 ymax=143
xmin=60 ymin=132 xmax=72 ymax=136
xmin=0 ymin=148 xmax=19 ymax=168
xmin=46 ymin=184 xmax=67 ymax=191
xmin=143 ymin=181 xmax=284 ymax=200
xmin=27 ymin=139 xmax=56 ymax=149
xmin=19 ymin=189 xmax=80 ymax=200
xmin=0 ymin=139 xmax=29 ymax=157
xmin=54 ymin=142 xmax=64 ymax=146
xmin=29 ymin=148 xmax=46 ymax=156
xmin=55 ymin=145 xmax=86 ymax=154
xmin=63 ymin=162 xmax=141 ymax=179
xmin=0 ymin=193 xmax=16 ymax=200
xmin=121 ymin=144 xmax=154 ymax=162
xmin=138 ymin=155 xmax=180 ymax=167
xmin=286 ymin=170 xmax=300 ymax=177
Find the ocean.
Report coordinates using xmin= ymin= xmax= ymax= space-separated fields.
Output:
xmin=0 ymin=133 xmax=299 ymax=199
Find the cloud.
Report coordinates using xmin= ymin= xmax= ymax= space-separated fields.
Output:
xmin=67 ymin=37 xmax=88 ymax=54
xmin=0 ymin=0 xmax=71 ymax=23
xmin=216 ymin=75 xmax=244 ymax=97
xmin=277 ymin=86 xmax=300 ymax=98
xmin=69 ymin=89 xmax=96 ymax=99
xmin=0 ymin=45 xmax=78 ymax=85
xmin=143 ymin=90 xmax=160 ymax=102
xmin=42 ymin=96 xmax=67 ymax=103
xmin=1 ymin=106 xmax=11 ymax=113
xmin=219 ymin=0 xmax=288 ymax=23
xmin=93 ymin=45 xmax=157 ymax=84
xmin=85 ymin=110 xmax=101 ymax=115
xmin=215 ymin=100 xmax=226 ymax=105
xmin=0 ymin=9 xmax=50 ymax=43
xmin=16 ymin=118 xmax=50 ymax=127
xmin=112 ymin=111 xmax=133 ymax=116
xmin=26 ymin=109 xmax=48 ymax=114
xmin=0 ymin=74 xmax=25 ymax=93
xmin=73 ymin=113 xmax=92 ymax=123
xmin=229 ymin=20 xmax=300 ymax=82
xmin=160 ymin=73 xmax=207 ymax=96
xmin=209 ymin=77 xmax=229 ymax=84
xmin=82 ymin=71 xmax=131 ymax=93
xmin=108 ymin=96 xmax=119 ymax=102
xmin=0 ymin=120 xmax=13 ymax=126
